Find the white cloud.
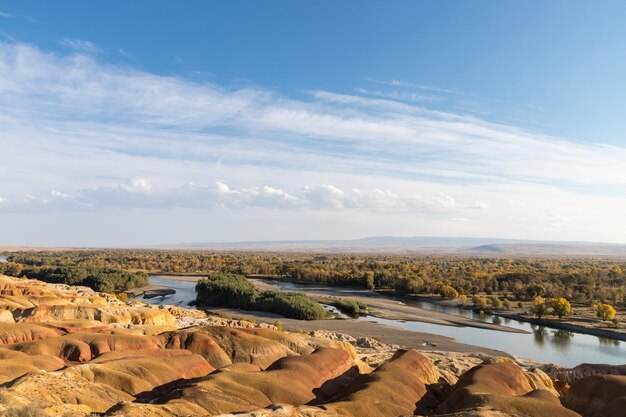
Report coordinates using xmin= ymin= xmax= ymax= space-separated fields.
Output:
xmin=0 ymin=12 xmax=11 ymax=18
xmin=119 ymin=178 xmax=153 ymax=194
xmin=50 ymin=190 xmax=71 ymax=199
xmin=1 ymin=41 xmax=626 ymax=243
xmin=3 ymin=180 xmax=492 ymax=214
xmin=58 ymin=38 xmax=98 ymax=53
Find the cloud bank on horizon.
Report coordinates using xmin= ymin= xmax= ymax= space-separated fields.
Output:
xmin=1 ymin=41 xmax=626 ymax=245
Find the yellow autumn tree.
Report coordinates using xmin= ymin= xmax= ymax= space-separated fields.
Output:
xmin=550 ymin=297 xmax=572 ymax=319
xmin=596 ymin=303 xmax=616 ymax=322
xmin=530 ymin=296 xmax=547 ymax=318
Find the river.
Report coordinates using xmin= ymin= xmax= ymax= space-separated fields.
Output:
xmin=142 ymin=276 xmax=625 ymax=367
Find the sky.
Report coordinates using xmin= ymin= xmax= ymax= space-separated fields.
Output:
xmin=1 ymin=1 xmax=626 ymax=246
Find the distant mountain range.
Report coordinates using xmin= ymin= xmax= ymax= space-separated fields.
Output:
xmin=164 ymin=236 xmax=626 ymax=257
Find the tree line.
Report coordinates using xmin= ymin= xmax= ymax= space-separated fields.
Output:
xmin=2 ymin=250 xmax=625 ymax=307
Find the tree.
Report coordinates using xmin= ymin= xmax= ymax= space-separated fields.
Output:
xmin=1 ymin=262 xmax=23 ymax=277
xmin=489 ymin=296 xmax=503 ymax=310
xmin=473 ymin=295 xmax=488 ymax=310
xmin=362 ymin=271 xmax=375 ymax=290
xmin=526 ymin=284 xmax=546 ymax=299
xmin=550 ymin=297 xmax=572 ymax=319
xmin=458 ymin=294 xmax=468 ymax=306
xmin=608 ymin=266 xmax=623 ymax=279
xmin=439 ymin=285 xmax=459 ymax=300
xmin=596 ymin=303 xmax=616 ymax=322
xmin=531 ymin=296 xmax=547 ymax=318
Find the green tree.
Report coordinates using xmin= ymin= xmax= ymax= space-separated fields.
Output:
xmin=526 ymin=284 xmax=546 ymax=299
xmin=362 ymin=271 xmax=375 ymax=290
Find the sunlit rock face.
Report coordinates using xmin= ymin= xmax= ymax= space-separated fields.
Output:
xmin=0 ymin=274 xmax=620 ymax=417
xmin=435 ymin=358 xmax=581 ymax=417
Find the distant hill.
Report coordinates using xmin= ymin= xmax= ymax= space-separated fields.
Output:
xmin=165 ymin=236 xmax=626 ymax=257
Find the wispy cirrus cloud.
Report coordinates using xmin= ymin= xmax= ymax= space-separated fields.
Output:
xmin=58 ymin=38 xmax=98 ymax=53
xmin=1 ymin=40 xmax=626 ymax=243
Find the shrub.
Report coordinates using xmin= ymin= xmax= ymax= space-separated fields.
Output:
xmin=330 ymin=298 xmax=368 ymax=317
xmin=114 ymin=292 xmax=129 ymax=302
xmin=254 ymin=290 xmax=327 ymax=320
xmin=3 ymin=404 xmax=46 ymax=417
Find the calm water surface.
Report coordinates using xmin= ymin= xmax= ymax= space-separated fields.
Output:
xmin=145 ymin=276 xmax=625 ymax=367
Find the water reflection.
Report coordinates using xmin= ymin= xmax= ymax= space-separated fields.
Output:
xmin=550 ymin=329 xmax=574 ymax=348
xmin=531 ymin=325 xmax=548 ymax=346
xmin=598 ymin=337 xmax=621 ymax=346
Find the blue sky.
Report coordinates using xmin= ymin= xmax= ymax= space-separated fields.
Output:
xmin=1 ymin=1 xmax=626 ymax=246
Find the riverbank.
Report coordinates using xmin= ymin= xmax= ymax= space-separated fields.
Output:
xmin=493 ymin=312 xmax=626 ymax=342
xmin=137 ymin=275 xmax=513 ymax=357
xmin=204 ymin=306 xmax=512 ymax=357
xmin=394 ymin=292 xmax=626 ymax=343
xmin=126 ymin=284 xmax=176 ymax=299
xmin=142 ymin=275 xmax=626 ymax=366
xmin=151 ymin=275 xmax=529 ymax=334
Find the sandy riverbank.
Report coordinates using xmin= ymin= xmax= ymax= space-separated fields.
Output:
xmin=386 ymin=291 xmax=626 ymax=343
xmin=249 ymin=278 xmax=528 ymax=334
xmin=146 ymin=275 xmax=528 ymax=333
xmin=142 ymin=275 xmax=518 ymax=355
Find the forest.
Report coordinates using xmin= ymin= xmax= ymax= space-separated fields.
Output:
xmin=1 ymin=249 xmax=625 ymax=307
xmin=0 ymin=261 xmax=148 ymax=293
